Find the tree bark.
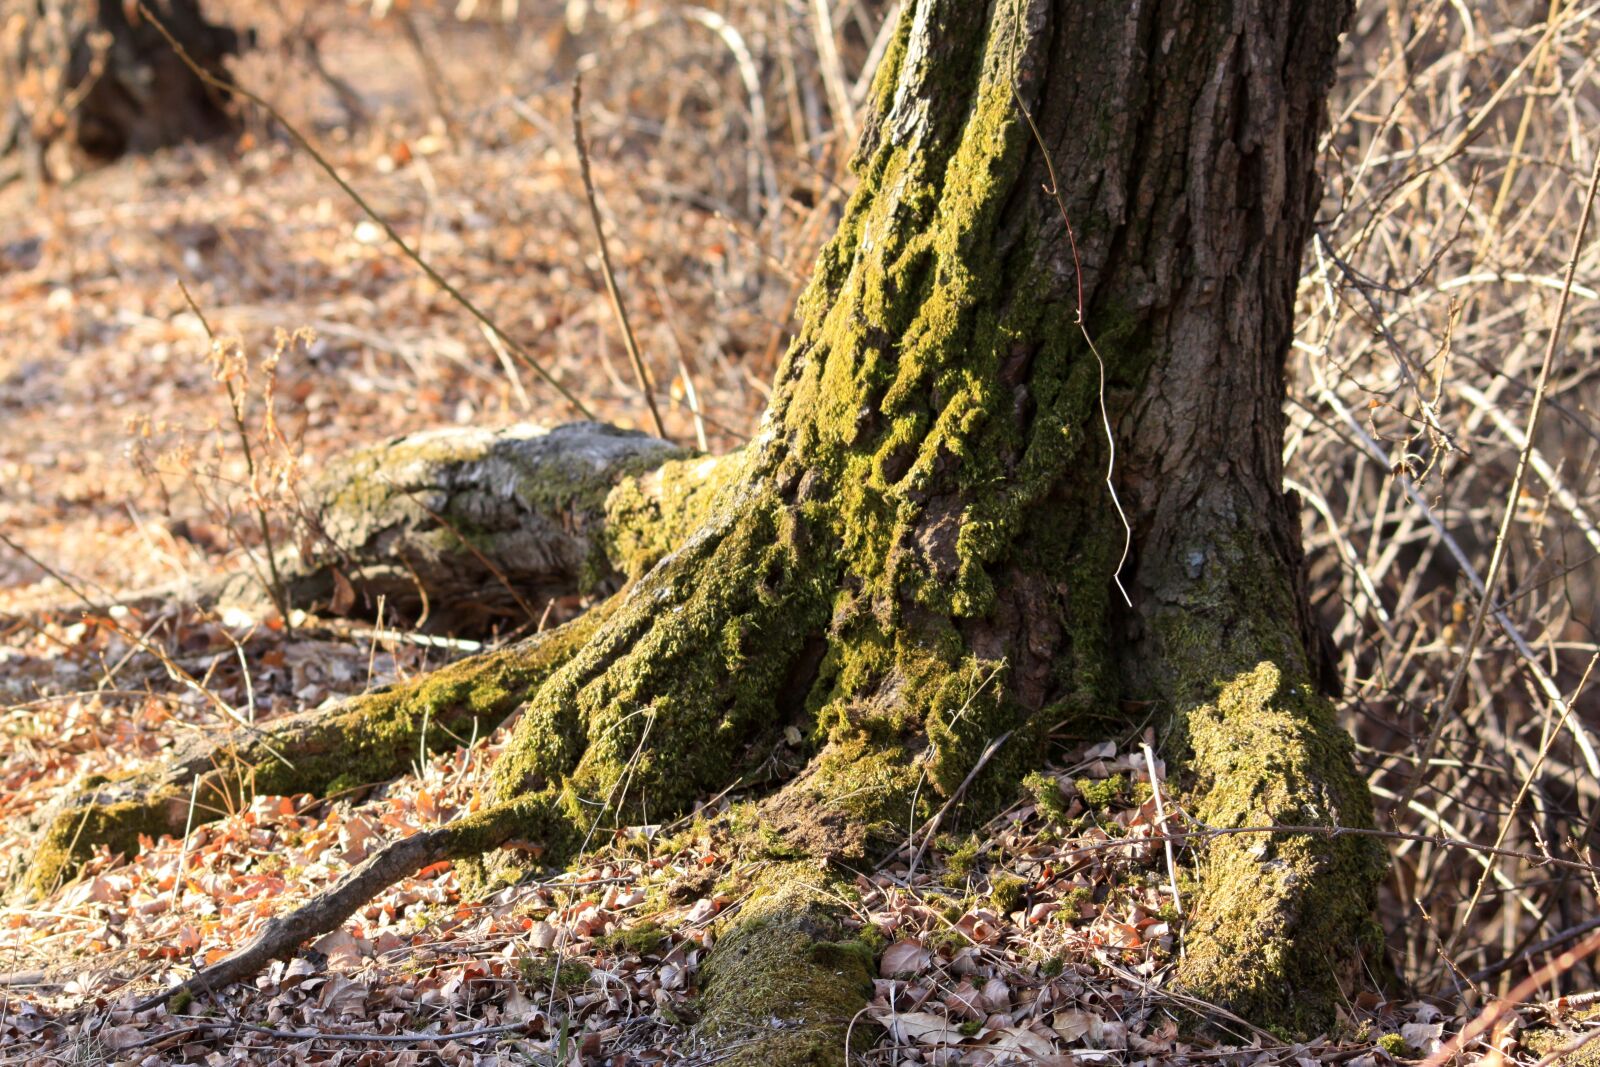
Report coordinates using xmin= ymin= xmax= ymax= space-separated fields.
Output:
xmin=2 ymin=0 xmax=243 ymax=180
xmin=23 ymin=0 xmax=1386 ymax=1043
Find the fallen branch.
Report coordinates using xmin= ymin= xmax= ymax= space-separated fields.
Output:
xmin=132 ymin=800 xmax=532 ymax=1012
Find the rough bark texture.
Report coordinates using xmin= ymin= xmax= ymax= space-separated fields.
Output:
xmin=21 ymin=0 xmax=1387 ymax=1041
xmin=2 ymin=0 xmax=242 ymax=180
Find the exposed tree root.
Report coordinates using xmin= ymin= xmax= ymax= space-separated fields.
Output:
xmin=166 ymin=422 xmax=690 ymax=628
xmin=263 ymin=422 xmax=690 ymax=628
xmin=14 ymin=597 xmax=617 ymax=900
xmin=8 ymin=423 xmax=732 ymax=631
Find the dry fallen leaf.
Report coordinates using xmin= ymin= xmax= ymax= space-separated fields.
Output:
xmin=1052 ymin=1009 xmax=1101 ymax=1043
xmin=872 ymin=1009 xmax=967 ymax=1045
xmin=1401 ymin=1021 xmax=1445 ymax=1053
xmin=880 ymin=938 xmax=933 ymax=977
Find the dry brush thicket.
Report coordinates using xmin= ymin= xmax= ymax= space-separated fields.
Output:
xmin=1299 ymin=0 xmax=1600 ymax=997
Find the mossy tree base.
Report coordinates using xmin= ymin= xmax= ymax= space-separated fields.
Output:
xmin=24 ymin=0 xmax=1385 ymax=1044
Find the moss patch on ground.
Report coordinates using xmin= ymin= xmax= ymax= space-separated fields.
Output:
xmin=696 ymin=863 xmax=876 ymax=1067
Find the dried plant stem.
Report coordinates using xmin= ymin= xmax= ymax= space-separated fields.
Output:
xmin=177 ymin=281 xmax=293 ymax=633
xmin=1449 ymin=651 xmax=1598 ymax=959
xmin=1420 ymin=927 xmax=1600 ymax=1067
xmin=571 ymin=71 xmax=669 ymax=442
xmin=1400 ymin=140 xmax=1600 ymax=815
xmin=808 ymin=0 xmax=856 ymax=148
xmin=1322 ymin=387 xmax=1600 ymax=778
xmin=1143 ymin=743 xmax=1183 ymax=916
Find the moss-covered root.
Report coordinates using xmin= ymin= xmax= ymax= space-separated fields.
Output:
xmin=13 ymin=597 xmax=616 ymax=902
xmin=1175 ymin=663 xmax=1387 ymax=1034
xmin=228 ymin=421 xmax=689 ymax=627
xmin=697 ymin=864 xmax=877 ymax=1067
xmin=132 ymin=795 xmax=559 ymax=1013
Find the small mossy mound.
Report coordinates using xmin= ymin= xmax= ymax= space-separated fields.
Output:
xmin=1524 ymin=1007 xmax=1600 ymax=1067
xmin=1375 ymin=1033 xmax=1410 ymax=1058
xmin=592 ymin=921 xmax=670 ymax=956
xmin=696 ymin=864 xmax=877 ymax=1067
xmin=20 ymin=789 xmax=189 ymax=900
xmin=1176 ymin=662 xmax=1386 ymax=1034
xmin=1074 ymin=773 xmax=1126 ymax=810
xmin=518 ymin=955 xmax=592 ymax=993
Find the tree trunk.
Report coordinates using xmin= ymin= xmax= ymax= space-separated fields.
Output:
xmin=2 ymin=0 xmax=243 ymax=179
xmin=473 ymin=0 xmax=1382 ymax=1034
xmin=24 ymin=0 xmax=1387 ymax=1045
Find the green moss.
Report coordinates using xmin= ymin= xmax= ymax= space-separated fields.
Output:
xmin=1059 ymin=886 xmax=1092 ymax=916
xmin=1024 ymin=771 xmax=1070 ymax=821
xmin=1175 ymin=662 xmax=1386 ymax=1033
xmin=1525 ymin=1016 xmax=1600 ymax=1067
xmin=945 ymin=834 xmax=982 ymax=875
xmin=592 ymin=922 xmax=668 ymax=956
xmin=1074 ymin=773 xmax=1127 ymax=810
xmin=21 ymin=790 xmax=187 ymax=900
xmin=483 ymin=495 xmax=835 ymax=865
xmin=989 ymin=874 xmax=1026 ymax=914
xmin=518 ymin=955 xmax=591 ymax=993
xmin=696 ymin=865 xmax=876 ymax=1067
xmin=604 ymin=453 xmax=743 ymax=580
xmin=1376 ymin=1033 xmax=1409 ymax=1058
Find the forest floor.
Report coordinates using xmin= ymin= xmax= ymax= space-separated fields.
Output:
xmin=2 ymin=2 xmax=1598 ymax=1065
